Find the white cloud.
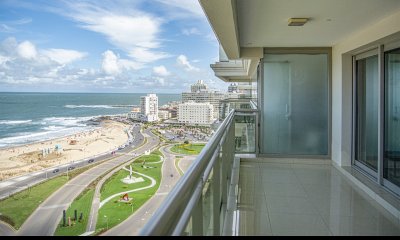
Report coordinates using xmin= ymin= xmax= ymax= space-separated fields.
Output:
xmin=58 ymin=1 xmax=169 ymax=64
xmin=102 ymin=50 xmax=143 ymax=75
xmin=102 ymin=50 xmax=120 ymax=75
xmin=153 ymin=65 xmax=170 ymax=77
xmin=128 ymin=47 xmax=169 ymax=63
xmin=42 ymin=48 xmax=87 ymax=64
xmin=0 ymin=24 xmax=16 ymax=33
xmin=182 ymin=27 xmax=201 ymax=36
xmin=177 ymin=54 xmax=200 ymax=72
xmin=156 ymin=0 xmax=205 ymax=18
xmin=17 ymin=41 xmax=37 ymax=59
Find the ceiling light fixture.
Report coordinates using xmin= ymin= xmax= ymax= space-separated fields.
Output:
xmin=288 ymin=18 xmax=309 ymax=26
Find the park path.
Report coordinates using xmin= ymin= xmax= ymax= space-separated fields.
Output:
xmin=85 ymin=150 xmax=162 ymax=233
xmin=102 ymin=144 xmax=180 ymax=236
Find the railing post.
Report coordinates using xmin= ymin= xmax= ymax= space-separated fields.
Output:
xmin=192 ymin=181 xmax=203 ymax=235
xmin=213 ymin=152 xmax=221 ymax=235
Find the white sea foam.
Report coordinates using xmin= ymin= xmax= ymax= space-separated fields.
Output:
xmin=0 ymin=126 xmax=88 ymax=147
xmin=0 ymin=120 xmax=33 ymax=125
xmin=41 ymin=116 xmax=92 ymax=127
xmin=64 ymin=104 xmax=134 ymax=109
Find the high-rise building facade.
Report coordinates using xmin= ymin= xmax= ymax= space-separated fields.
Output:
xmin=140 ymin=93 xmax=159 ymax=122
xmin=178 ymin=101 xmax=214 ymax=125
xmin=190 ymin=80 xmax=208 ymax=93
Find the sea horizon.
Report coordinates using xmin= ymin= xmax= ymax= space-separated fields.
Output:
xmin=0 ymin=92 xmax=181 ymax=148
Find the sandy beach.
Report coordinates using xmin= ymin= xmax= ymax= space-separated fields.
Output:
xmin=0 ymin=120 xmax=131 ymax=181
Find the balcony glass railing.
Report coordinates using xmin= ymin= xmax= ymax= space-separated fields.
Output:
xmin=139 ymin=110 xmax=236 ymax=235
xmin=139 ymin=98 xmax=258 ymax=235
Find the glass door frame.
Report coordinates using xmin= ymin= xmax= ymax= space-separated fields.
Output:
xmin=351 ymin=48 xmax=381 ymax=180
xmin=383 ymin=41 xmax=400 ymax=195
xmin=351 ymin=42 xmax=400 ymax=196
xmin=258 ymin=47 xmax=332 ymax=159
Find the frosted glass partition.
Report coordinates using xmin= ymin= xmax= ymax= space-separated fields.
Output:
xmin=262 ymin=54 xmax=329 ymax=155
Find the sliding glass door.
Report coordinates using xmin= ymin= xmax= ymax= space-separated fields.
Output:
xmin=351 ymin=45 xmax=400 ymax=194
xmin=354 ymin=51 xmax=379 ymax=175
xmin=384 ymin=47 xmax=400 ymax=190
xmin=261 ymin=52 xmax=329 ymax=156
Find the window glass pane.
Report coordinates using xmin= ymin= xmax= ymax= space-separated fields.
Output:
xmin=355 ymin=55 xmax=379 ymax=171
xmin=262 ymin=54 xmax=328 ymax=155
xmin=384 ymin=48 xmax=400 ymax=187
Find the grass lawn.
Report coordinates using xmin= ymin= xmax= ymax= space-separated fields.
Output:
xmin=100 ymin=154 xmax=161 ymax=201
xmin=54 ymin=188 xmax=94 ymax=236
xmin=96 ymin=156 xmax=162 ymax=232
xmin=0 ymin=176 xmax=68 ymax=229
xmin=170 ymin=143 xmax=205 ymax=155
xmin=0 ymin=160 xmax=107 ymax=230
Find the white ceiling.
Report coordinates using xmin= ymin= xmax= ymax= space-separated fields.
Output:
xmin=237 ymin=0 xmax=400 ymax=47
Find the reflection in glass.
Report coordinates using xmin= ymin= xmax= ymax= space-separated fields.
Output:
xmin=384 ymin=48 xmax=400 ymax=188
xmin=234 ymin=115 xmax=256 ymax=153
xmin=355 ymin=55 xmax=379 ymax=171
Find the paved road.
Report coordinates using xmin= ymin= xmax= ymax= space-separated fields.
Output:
xmin=0 ymin=126 xmax=142 ymax=200
xmin=102 ymin=144 xmax=181 ymax=236
xmin=15 ymin=129 xmax=159 ymax=236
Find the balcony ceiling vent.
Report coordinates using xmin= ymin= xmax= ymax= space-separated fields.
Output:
xmin=288 ymin=18 xmax=309 ymax=26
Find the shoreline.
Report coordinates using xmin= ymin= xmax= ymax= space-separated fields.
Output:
xmin=0 ymin=118 xmax=132 ymax=181
xmin=0 ymin=114 xmax=125 ymax=151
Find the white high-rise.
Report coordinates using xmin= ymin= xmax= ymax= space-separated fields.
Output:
xmin=178 ymin=101 xmax=214 ymax=125
xmin=140 ymin=93 xmax=158 ymax=122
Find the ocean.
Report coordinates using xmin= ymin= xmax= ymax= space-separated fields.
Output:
xmin=0 ymin=92 xmax=180 ymax=148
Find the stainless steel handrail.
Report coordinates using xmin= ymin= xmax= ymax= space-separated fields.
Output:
xmin=139 ymin=110 xmax=235 ymax=235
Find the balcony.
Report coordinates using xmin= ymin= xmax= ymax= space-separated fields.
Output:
xmin=139 ymin=105 xmax=400 ymax=236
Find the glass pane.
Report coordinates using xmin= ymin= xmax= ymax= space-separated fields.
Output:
xmin=262 ymin=54 xmax=329 ymax=155
xmin=234 ymin=114 xmax=256 ymax=153
xmin=384 ymin=48 xmax=400 ymax=188
xmin=203 ymin=169 xmax=213 ymax=235
xmin=355 ymin=55 xmax=379 ymax=171
xmin=182 ymin=217 xmax=193 ymax=236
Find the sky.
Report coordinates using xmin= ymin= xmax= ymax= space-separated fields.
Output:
xmin=0 ymin=0 xmax=229 ymax=93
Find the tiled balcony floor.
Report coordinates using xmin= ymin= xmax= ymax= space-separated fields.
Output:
xmin=236 ymin=161 xmax=400 ymax=236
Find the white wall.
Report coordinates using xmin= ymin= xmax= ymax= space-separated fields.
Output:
xmin=331 ymin=9 xmax=400 ymax=166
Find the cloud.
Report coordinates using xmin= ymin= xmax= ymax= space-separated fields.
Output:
xmin=156 ymin=0 xmax=205 ymax=19
xmin=102 ymin=50 xmax=143 ymax=75
xmin=153 ymin=65 xmax=170 ymax=77
xmin=17 ymin=41 xmax=37 ymax=59
xmin=55 ymin=1 xmax=169 ymax=64
xmin=182 ymin=27 xmax=201 ymax=36
xmin=177 ymin=54 xmax=200 ymax=72
xmin=0 ymin=24 xmax=16 ymax=33
xmin=42 ymin=49 xmax=87 ymax=64
xmin=0 ymin=18 xmax=32 ymax=33
xmin=0 ymin=37 xmax=96 ymax=88
xmin=128 ymin=47 xmax=170 ymax=63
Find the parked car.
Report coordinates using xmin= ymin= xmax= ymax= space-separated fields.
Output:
xmin=68 ymin=166 xmax=75 ymax=170
xmin=52 ymin=169 xmax=59 ymax=173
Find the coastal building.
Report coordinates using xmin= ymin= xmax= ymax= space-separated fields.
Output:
xmin=228 ymin=83 xmax=239 ymax=93
xmin=182 ymin=81 xmax=225 ymax=119
xmin=158 ymin=110 xmax=170 ymax=120
xmin=191 ymin=80 xmax=209 ymax=93
xmin=140 ymin=94 xmax=159 ymax=122
xmin=178 ymin=101 xmax=214 ymax=125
